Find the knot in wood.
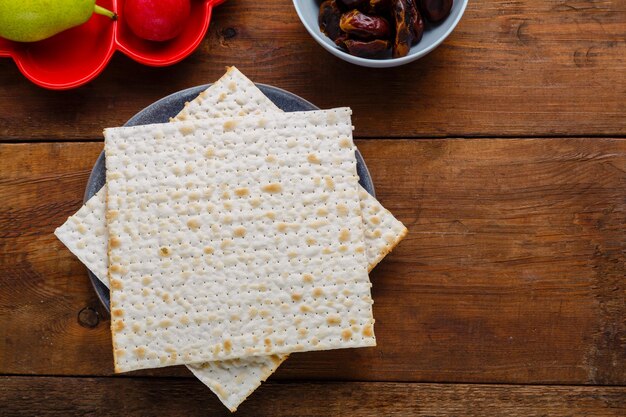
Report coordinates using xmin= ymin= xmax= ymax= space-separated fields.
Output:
xmin=78 ymin=307 xmax=100 ymax=329
xmin=222 ymin=27 xmax=237 ymax=39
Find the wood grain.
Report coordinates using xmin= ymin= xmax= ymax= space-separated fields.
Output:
xmin=1 ymin=377 xmax=625 ymax=417
xmin=1 ymin=139 xmax=623 ymax=384
xmin=0 ymin=0 xmax=624 ymax=140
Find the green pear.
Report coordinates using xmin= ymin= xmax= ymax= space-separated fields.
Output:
xmin=0 ymin=0 xmax=116 ymax=42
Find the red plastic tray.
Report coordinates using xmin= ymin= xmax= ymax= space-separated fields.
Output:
xmin=0 ymin=0 xmax=225 ymax=90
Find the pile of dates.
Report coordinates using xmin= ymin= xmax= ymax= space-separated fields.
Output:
xmin=319 ymin=0 xmax=453 ymax=58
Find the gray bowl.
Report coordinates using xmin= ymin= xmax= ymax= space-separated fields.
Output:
xmin=293 ymin=0 xmax=468 ymax=68
xmin=84 ymin=84 xmax=375 ymax=311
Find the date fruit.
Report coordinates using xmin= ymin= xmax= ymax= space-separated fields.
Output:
xmin=318 ymin=0 xmax=454 ymax=59
xmin=340 ymin=9 xmax=390 ymax=40
xmin=319 ymin=0 xmax=343 ymax=41
xmin=419 ymin=0 xmax=453 ymax=23
xmin=340 ymin=38 xmax=390 ymax=58
xmin=392 ymin=0 xmax=412 ymax=58
xmin=407 ymin=0 xmax=424 ymax=44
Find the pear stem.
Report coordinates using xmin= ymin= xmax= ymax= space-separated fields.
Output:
xmin=94 ymin=4 xmax=117 ymax=20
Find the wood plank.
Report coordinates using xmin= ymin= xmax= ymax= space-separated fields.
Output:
xmin=1 ymin=377 xmax=625 ymax=416
xmin=0 ymin=139 xmax=624 ymax=384
xmin=0 ymin=0 xmax=624 ymax=140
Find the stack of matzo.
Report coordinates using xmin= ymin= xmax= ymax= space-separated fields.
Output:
xmin=55 ymin=67 xmax=407 ymax=411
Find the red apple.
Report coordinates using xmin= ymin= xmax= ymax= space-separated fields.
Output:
xmin=124 ymin=0 xmax=191 ymax=42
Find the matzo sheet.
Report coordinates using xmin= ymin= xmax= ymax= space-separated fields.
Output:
xmin=55 ymin=193 xmax=109 ymax=282
xmin=105 ymin=109 xmax=376 ymax=372
xmin=175 ymin=67 xmax=281 ymax=121
xmin=55 ymin=67 xmax=407 ymax=411
xmin=187 ymin=355 xmax=285 ymax=411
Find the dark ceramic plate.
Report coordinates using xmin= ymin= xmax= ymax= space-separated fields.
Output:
xmin=85 ymin=83 xmax=375 ymax=311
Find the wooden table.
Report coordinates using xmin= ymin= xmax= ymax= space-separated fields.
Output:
xmin=1 ymin=1 xmax=624 ymax=415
